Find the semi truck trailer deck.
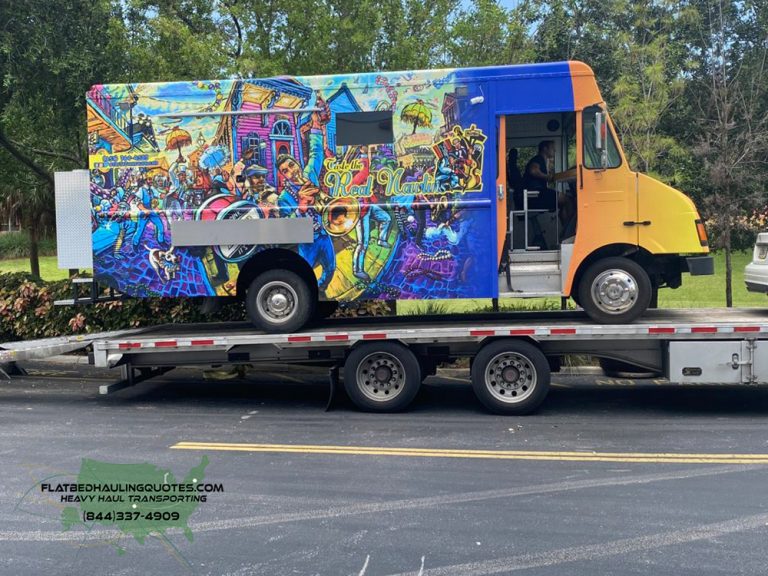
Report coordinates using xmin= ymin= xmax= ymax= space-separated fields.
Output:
xmin=4 ymin=308 xmax=764 ymax=415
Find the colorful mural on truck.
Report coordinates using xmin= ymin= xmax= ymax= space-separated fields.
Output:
xmin=87 ymin=69 xmax=494 ymax=302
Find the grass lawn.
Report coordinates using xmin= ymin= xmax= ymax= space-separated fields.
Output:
xmin=0 ymin=256 xmax=70 ymax=281
xmin=1 ymin=251 xmax=764 ymax=311
xmin=658 ymin=250 xmax=765 ymax=308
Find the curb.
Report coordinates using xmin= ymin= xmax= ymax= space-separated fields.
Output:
xmin=27 ymin=354 xmax=92 ymax=365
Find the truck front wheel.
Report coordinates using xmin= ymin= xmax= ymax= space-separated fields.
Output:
xmin=471 ymin=340 xmax=550 ymax=415
xmin=578 ymin=257 xmax=651 ymax=324
xmin=245 ymin=269 xmax=314 ymax=333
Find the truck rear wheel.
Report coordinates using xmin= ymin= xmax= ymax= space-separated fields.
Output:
xmin=343 ymin=342 xmax=421 ymax=412
xmin=578 ymin=257 xmax=651 ymax=324
xmin=245 ymin=269 xmax=314 ymax=333
xmin=471 ymin=340 xmax=550 ymax=415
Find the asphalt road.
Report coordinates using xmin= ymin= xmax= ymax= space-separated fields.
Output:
xmin=2 ymin=361 xmax=768 ymax=575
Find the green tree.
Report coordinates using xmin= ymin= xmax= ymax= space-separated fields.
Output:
xmin=610 ymin=0 xmax=689 ymax=179
xmin=447 ymin=0 xmax=533 ymax=67
xmin=525 ymin=0 xmax=625 ymax=93
xmin=683 ymin=0 xmax=768 ymax=306
xmin=0 ymin=0 xmax=129 ymax=276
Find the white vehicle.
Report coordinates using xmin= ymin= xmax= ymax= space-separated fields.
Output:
xmin=745 ymin=232 xmax=768 ymax=294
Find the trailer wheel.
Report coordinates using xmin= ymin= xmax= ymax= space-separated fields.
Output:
xmin=578 ymin=257 xmax=651 ymax=324
xmin=246 ymin=269 xmax=314 ymax=333
xmin=344 ymin=342 xmax=421 ymax=412
xmin=471 ymin=340 xmax=550 ymax=415
xmin=599 ymin=358 xmax=661 ymax=379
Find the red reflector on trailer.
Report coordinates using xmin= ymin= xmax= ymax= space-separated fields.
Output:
xmin=191 ymin=339 xmax=215 ymax=346
xmin=118 ymin=342 xmax=141 ymax=349
xmin=154 ymin=341 xmax=177 ymax=347
xmin=509 ymin=329 xmax=536 ymax=336
xmin=288 ymin=336 xmax=312 ymax=343
xmin=325 ymin=334 xmax=349 ymax=341
xmin=691 ymin=327 xmax=717 ymax=333
xmin=362 ymin=333 xmax=387 ymax=340
xmin=470 ymin=330 xmax=495 ymax=336
xmin=649 ymin=327 xmax=675 ymax=334
xmin=550 ymin=328 xmax=576 ymax=335
xmin=734 ymin=326 xmax=760 ymax=333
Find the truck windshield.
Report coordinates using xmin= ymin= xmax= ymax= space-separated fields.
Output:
xmin=583 ymin=105 xmax=621 ymax=169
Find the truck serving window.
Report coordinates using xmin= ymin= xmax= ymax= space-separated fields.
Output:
xmin=336 ymin=111 xmax=394 ymax=146
xmin=582 ymin=106 xmax=621 ymax=169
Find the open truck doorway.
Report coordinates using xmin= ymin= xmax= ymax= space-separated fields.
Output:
xmin=498 ymin=111 xmax=579 ymax=300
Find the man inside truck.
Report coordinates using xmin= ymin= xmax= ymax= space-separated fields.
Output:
xmin=521 ymin=140 xmax=558 ymax=211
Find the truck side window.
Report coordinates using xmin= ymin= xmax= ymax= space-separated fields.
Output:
xmin=336 ymin=111 xmax=394 ymax=146
xmin=582 ymin=106 xmax=621 ymax=169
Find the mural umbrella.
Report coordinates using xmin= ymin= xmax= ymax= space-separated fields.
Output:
xmin=198 ymin=145 xmax=229 ymax=170
xmin=165 ymin=126 xmax=193 ymax=162
xmin=400 ymin=99 xmax=432 ymax=134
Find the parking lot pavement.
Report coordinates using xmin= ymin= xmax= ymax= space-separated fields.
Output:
xmin=2 ymin=363 xmax=768 ymax=575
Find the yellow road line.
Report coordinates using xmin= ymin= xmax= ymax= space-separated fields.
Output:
xmin=170 ymin=442 xmax=768 ymax=464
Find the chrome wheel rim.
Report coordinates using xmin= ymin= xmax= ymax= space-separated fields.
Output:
xmin=590 ymin=269 xmax=638 ymax=315
xmin=256 ymin=281 xmax=298 ymax=324
xmin=484 ymin=352 xmax=536 ymax=404
xmin=355 ymin=352 xmax=406 ymax=402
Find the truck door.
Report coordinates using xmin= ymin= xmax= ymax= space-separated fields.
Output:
xmin=578 ymin=105 xmax=638 ymax=248
xmin=496 ymin=115 xmax=507 ymax=268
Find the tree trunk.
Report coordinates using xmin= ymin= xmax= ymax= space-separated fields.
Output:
xmin=724 ymin=223 xmax=733 ymax=308
xmin=28 ymin=223 xmax=40 ymax=279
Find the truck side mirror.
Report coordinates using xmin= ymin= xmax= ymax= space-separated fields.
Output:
xmin=594 ymin=111 xmax=609 ymax=170
xmin=594 ymin=111 xmax=606 ymax=151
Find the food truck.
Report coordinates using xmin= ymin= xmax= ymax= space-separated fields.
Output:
xmin=82 ymin=61 xmax=713 ymax=332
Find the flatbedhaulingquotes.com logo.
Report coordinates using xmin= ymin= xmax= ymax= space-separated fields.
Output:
xmin=16 ymin=455 xmax=219 ymax=558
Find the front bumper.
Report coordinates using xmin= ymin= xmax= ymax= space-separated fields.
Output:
xmin=745 ymin=262 xmax=768 ymax=293
xmin=686 ymin=255 xmax=714 ymax=276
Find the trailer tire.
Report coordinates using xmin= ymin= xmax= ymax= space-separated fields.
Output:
xmin=598 ymin=358 xmax=660 ymax=379
xmin=245 ymin=269 xmax=314 ymax=333
xmin=578 ymin=257 xmax=651 ymax=324
xmin=471 ymin=340 xmax=550 ymax=415
xmin=344 ymin=342 xmax=421 ymax=412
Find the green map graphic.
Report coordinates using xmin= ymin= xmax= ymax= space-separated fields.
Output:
xmin=59 ymin=456 xmax=209 ymax=554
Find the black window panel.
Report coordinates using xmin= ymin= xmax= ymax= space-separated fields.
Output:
xmin=336 ymin=111 xmax=394 ymax=146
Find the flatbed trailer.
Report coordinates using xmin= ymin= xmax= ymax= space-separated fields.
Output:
xmin=73 ymin=308 xmax=767 ymax=414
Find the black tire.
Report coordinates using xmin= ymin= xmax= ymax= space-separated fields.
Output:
xmin=199 ymin=296 xmax=222 ymax=315
xmin=598 ymin=358 xmax=661 ymax=379
xmin=649 ymin=282 xmax=659 ymax=309
xmin=470 ymin=340 xmax=550 ymax=415
xmin=245 ymin=269 xmax=314 ymax=333
xmin=577 ymin=257 xmax=651 ymax=324
xmin=343 ymin=342 xmax=421 ymax=412
xmin=314 ymin=300 xmax=339 ymax=321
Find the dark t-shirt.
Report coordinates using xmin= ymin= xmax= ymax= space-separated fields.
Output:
xmin=522 ymin=154 xmax=548 ymax=191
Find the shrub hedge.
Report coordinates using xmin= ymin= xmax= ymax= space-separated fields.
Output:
xmin=0 ymin=273 xmax=391 ymax=342
xmin=0 ymin=232 xmax=57 ymax=259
